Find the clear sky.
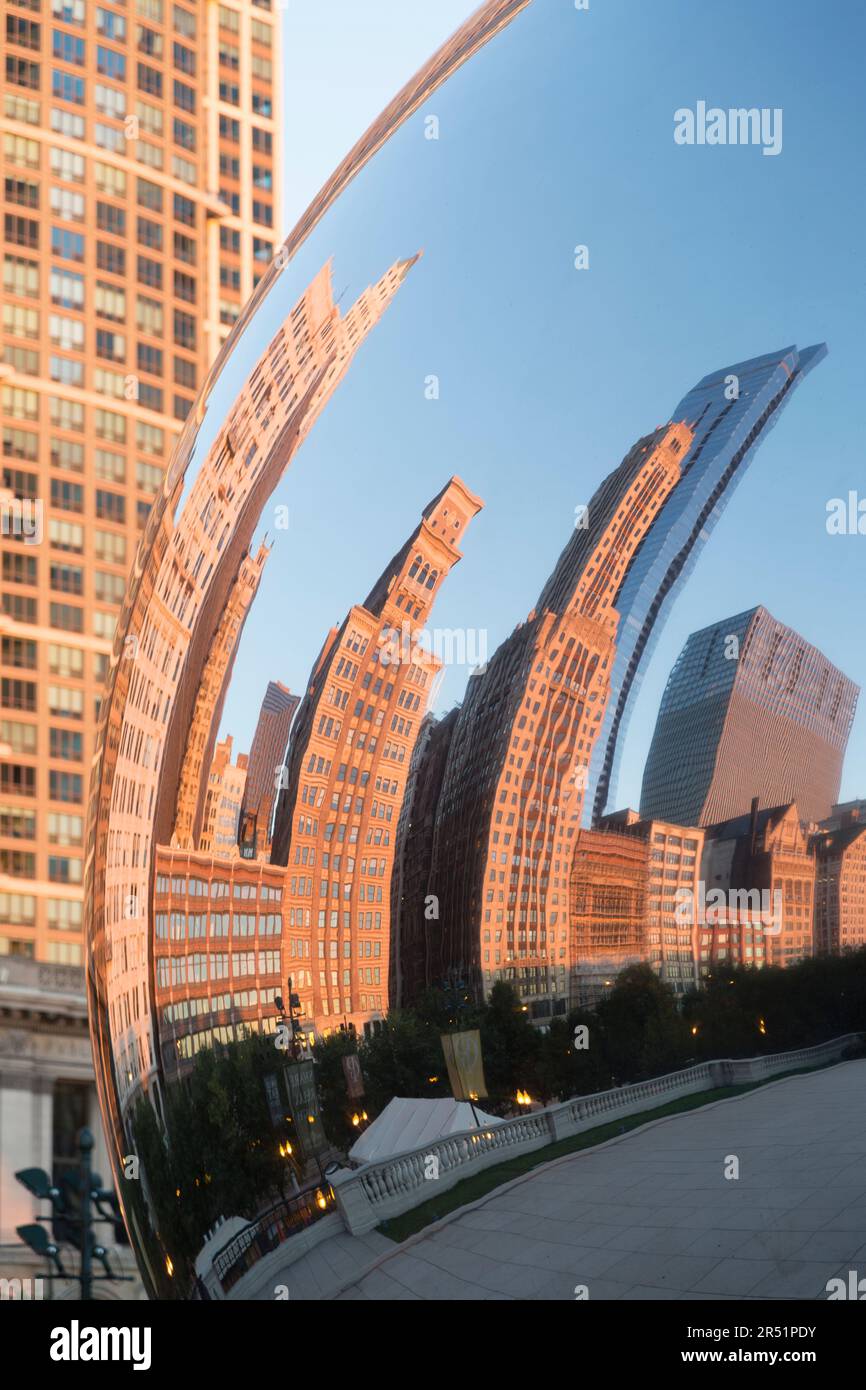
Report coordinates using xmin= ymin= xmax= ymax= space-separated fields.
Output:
xmin=281 ymin=0 xmax=477 ymax=233
xmin=211 ymin=0 xmax=866 ymax=817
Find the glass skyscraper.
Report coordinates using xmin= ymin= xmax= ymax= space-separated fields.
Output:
xmin=586 ymin=344 xmax=828 ymax=826
xmin=640 ymin=605 xmax=858 ymax=827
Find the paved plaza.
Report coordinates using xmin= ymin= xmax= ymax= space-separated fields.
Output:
xmin=329 ymin=1059 xmax=866 ymax=1300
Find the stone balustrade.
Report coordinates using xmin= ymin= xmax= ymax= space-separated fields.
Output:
xmin=330 ymin=1032 xmax=862 ymax=1235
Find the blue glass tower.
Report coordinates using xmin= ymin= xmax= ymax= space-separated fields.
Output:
xmin=585 ymin=343 xmax=828 ymax=826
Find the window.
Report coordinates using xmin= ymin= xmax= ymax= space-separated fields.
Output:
xmin=51 ymin=227 xmax=83 ymax=261
xmin=96 ymin=328 xmax=125 ymax=361
xmin=6 ymin=215 xmax=39 ymax=249
xmin=52 ymin=70 xmax=85 ymax=105
xmin=174 ymin=80 xmax=195 ymax=113
xmin=137 ymin=343 xmax=163 ymax=376
xmin=96 ymin=8 xmax=127 ymax=40
xmin=50 ymin=147 xmax=86 ymax=183
xmin=51 ymin=438 xmax=84 ymax=472
xmin=94 ymin=281 xmax=126 ymax=323
xmin=136 ymin=216 xmax=162 ymax=251
xmin=173 ymin=309 xmax=195 ymax=348
xmin=137 ymin=255 xmax=162 ymax=289
xmin=137 ymin=178 xmax=163 ymax=213
xmin=52 ymin=32 xmax=85 ymax=65
xmin=97 ymin=45 xmax=126 ymax=80
xmin=50 ymin=187 xmax=85 ymax=222
xmin=49 ymin=314 xmax=84 ymax=350
xmin=96 ymin=242 xmax=125 ymax=276
xmin=136 ymin=296 xmax=163 ymax=335
xmin=173 ymin=42 xmax=195 ymax=75
xmin=50 ymin=266 xmax=83 ymax=308
xmin=4 ymin=254 xmax=39 ymax=298
xmin=95 ymin=82 xmax=126 ymax=119
xmin=4 ymin=134 xmax=40 ymax=169
xmin=95 ymin=161 xmax=127 ymax=196
xmin=97 ymin=202 xmax=126 ymax=237
xmin=137 ymin=62 xmax=162 ymax=97
xmin=94 ymin=448 xmax=125 ymax=483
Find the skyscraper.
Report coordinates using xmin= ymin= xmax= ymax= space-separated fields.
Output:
xmin=1 ymin=0 xmax=280 ymax=966
xmin=270 ymin=476 xmax=483 ymax=1036
xmin=91 ymin=252 xmax=418 ymax=1122
xmin=640 ymin=606 xmax=858 ymax=827
xmin=415 ymin=422 xmax=692 ymax=1015
xmin=240 ymin=680 xmax=299 ymax=856
xmin=587 ymin=344 xmax=828 ymax=825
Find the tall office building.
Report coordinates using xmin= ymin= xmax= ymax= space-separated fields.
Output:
xmin=240 ymin=680 xmax=299 ymax=856
xmin=270 ymin=477 xmax=483 ymax=1036
xmin=91 ymin=252 xmax=419 ymax=1123
xmin=586 ymin=344 xmax=828 ymax=826
xmin=640 ymin=606 xmax=858 ymax=827
xmin=0 ymin=0 xmax=280 ymax=965
xmin=414 ymin=422 xmax=692 ymax=1015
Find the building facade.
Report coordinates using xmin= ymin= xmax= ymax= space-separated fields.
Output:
xmin=702 ymin=801 xmax=816 ymax=968
xmin=812 ymin=823 xmax=866 ymax=955
xmin=270 ymin=477 xmax=483 ymax=1036
xmin=91 ymin=250 xmax=418 ymax=1129
xmin=1 ymin=0 xmax=280 ymax=967
xmin=198 ymin=735 xmax=247 ymax=856
xmin=403 ymin=423 xmax=692 ymax=1016
xmin=570 ymin=811 xmax=708 ymax=1008
xmin=152 ymin=844 xmax=291 ymax=1082
xmin=640 ymin=606 xmax=858 ymax=827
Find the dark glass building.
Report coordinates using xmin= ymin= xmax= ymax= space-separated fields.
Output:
xmin=640 ymin=606 xmax=859 ymax=827
xmin=587 ymin=344 xmax=828 ymax=825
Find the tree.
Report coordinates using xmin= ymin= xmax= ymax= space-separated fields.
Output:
xmin=595 ymin=964 xmax=690 ymax=1082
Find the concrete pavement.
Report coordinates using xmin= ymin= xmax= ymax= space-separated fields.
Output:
xmin=330 ymin=1059 xmax=866 ymax=1300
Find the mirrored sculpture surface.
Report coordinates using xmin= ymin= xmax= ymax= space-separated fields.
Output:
xmin=85 ymin=0 xmax=840 ymax=1298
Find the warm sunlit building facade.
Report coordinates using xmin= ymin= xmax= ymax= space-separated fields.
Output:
xmin=702 ymin=801 xmax=816 ymax=968
xmin=90 ymin=251 xmax=418 ymax=1126
xmin=0 ymin=0 xmax=280 ymax=967
xmin=270 ymin=477 xmax=483 ymax=1037
xmin=812 ymin=822 xmax=866 ymax=955
xmin=152 ymin=843 xmax=288 ymax=1081
xmin=198 ymin=734 xmax=247 ymax=856
xmin=576 ymin=809 xmax=704 ymax=1003
xmin=410 ymin=423 xmax=692 ymax=1019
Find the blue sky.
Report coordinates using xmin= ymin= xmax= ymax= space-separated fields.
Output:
xmin=213 ymin=0 xmax=866 ymax=815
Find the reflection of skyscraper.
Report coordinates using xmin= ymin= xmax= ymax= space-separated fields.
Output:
xmin=588 ymin=345 xmax=828 ymax=826
xmin=173 ymin=546 xmax=269 ymax=849
xmin=271 ymin=477 xmax=483 ymax=1036
xmin=240 ymin=681 xmax=299 ymax=856
xmin=390 ymin=709 xmax=459 ymax=1008
xmin=90 ymin=253 xmax=418 ymax=1123
xmin=640 ymin=607 xmax=858 ymax=827
xmin=199 ymin=737 xmax=248 ymax=857
xmin=416 ymin=424 xmax=691 ymax=1016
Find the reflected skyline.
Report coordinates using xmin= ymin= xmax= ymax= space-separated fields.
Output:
xmin=77 ymin=0 xmax=866 ymax=1302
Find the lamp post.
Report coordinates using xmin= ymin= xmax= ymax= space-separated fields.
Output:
xmin=15 ymin=1127 xmax=134 ymax=1298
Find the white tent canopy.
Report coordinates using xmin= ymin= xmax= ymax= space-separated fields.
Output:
xmin=348 ymin=1096 xmax=502 ymax=1166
